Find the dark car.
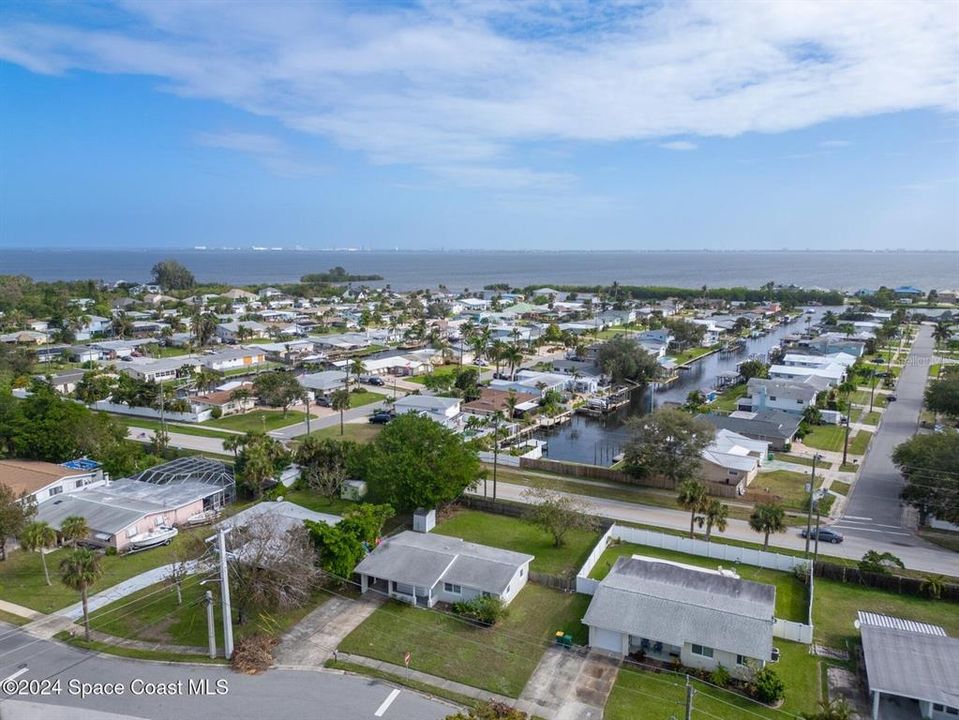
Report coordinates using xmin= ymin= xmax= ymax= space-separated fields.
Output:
xmin=887 ymin=395 xmax=897 ymax=402
xmin=315 ymin=396 xmax=331 ymax=407
xmin=800 ymin=527 xmax=844 ymax=544
xmin=369 ymin=411 xmax=394 ymax=424
xmin=366 ymin=376 xmax=385 ymax=386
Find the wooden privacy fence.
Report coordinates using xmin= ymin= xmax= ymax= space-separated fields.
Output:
xmin=815 ymin=562 xmax=959 ymax=601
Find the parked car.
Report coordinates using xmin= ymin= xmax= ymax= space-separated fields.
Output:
xmin=475 ymin=359 xmax=489 ymax=367
xmin=800 ymin=527 xmax=844 ymax=544
xmin=361 ymin=375 xmax=385 ymax=386
xmin=887 ymin=395 xmax=897 ymax=402
xmin=369 ymin=411 xmax=394 ymax=424
xmin=315 ymin=396 xmax=331 ymax=407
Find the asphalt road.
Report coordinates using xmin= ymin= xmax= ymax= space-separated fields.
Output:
xmin=834 ymin=325 xmax=938 ymax=544
xmin=0 ymin=627 xmax=452 ymax=720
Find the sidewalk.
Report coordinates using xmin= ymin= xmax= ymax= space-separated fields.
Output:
xmin=335 ymin=652 xmax=539 ymax=716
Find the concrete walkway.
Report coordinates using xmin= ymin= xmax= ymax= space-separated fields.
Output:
xmin=335 ymin=652 xmax=539 ymax=716
xmin=519 ymin=647 xmax=619 ymax=720
xmin=0 ymin=599 xmax=43 ymax=621
xmin=274 ymin=595 xmax=382 ymax=666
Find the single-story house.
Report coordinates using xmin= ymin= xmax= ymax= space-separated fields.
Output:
xmin=769 ymin=362 xmax=844 ymax=387
xmin=216 ymin=321 xmax=267 ymax=343
xmin=41 ymin=369 xmax=87 ymax=395
xmin=355 ymin=530 xmax=533 ymax=608
xmin=858 ymin=611 xmax=959 ymax=720
xmin=0 ymin=459 xmax=106 ymax=505
xmin=35 ymin=457 xmax=235 ymax=552
xmin=201 ymin=347 xmax=266 ymax=372
xmin=700 ymin=428 xmax=768 ymax=493
xmin=393 ymin=395 xmax=461 ymax=425
xmin=112 ymin=356 xmax=201 ymax=383
xmin=739 ymin=377 xmax=824 ymax=415
xmin=192 ymin=387 xmax=256 ymax=416
xmin=584 ymin=556 xmax=775 ymax=679
xmin=699 ymin=410 xmax=800 ymax=452
xmin=462 ymin=388 xmax=538 ymax=417
xmin=298 ymin=370 xmax=348 ymax=395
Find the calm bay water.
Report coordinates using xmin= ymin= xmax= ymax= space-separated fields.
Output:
xmin=0 ymin=248 xmax=955 ymax=292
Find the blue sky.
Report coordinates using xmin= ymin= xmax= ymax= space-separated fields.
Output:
xmin=1 ymin=1 xmax=957 ymax=251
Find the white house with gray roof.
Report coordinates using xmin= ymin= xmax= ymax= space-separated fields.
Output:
xmin=354 ymin=530 xmax=533 ymax=608
xmin=583 ymin=556 xmax=775 ymax=678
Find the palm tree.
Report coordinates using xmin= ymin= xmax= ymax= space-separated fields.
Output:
xmin=238 ymin=443 xmax=276 ymax=499
xmin=350 ymin=358 xmax=366 ymax=383
xmin=20 ymin=521 xmax=57 ymax=586
xmin=331 ymin=388 xmax=351 ymax=436
xmin=59 ymin=548 xmax=104 ymax=640
xmin=502 ymin=343 xmax=524 ymax=380
xmin=505 ymin=390 xmax=519 ymax=421
xmin=490 ymin=339 xmax=507 ymax=377
xmin=222 ymin=434 xmax=243 ymax=458
xmin=60 ymin=515 xmax=89 ymax=548
xmin=933 ymin=320 xmax=952 ymax=349
xmin=749 ymin=503 xmax=786 ymax=551
xmin=676 ymin=480 xmax=707 ymax=538
xmin=699 ymin=499 xmax=729 ymax=541
xmin=920 ymin=574 xmax=945 ymax=601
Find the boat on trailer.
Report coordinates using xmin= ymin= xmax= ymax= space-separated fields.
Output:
xmin=128 ymin=526 xmax=178 ymax=550
xmin=187 ymin=509 xmax=220 ymax=526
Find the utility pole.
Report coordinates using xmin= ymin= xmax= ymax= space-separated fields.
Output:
xmin=217 ymin=528 xmax=234 ymax=659
xmin=804 ymin=454 xmax=818 ymax=556
xmin=492 ymin=411 xmax=500 ymax=502
xmin=684 ymin=675 xmax=695 ymax=720
xmin=841 ymin=415 xmax=851 ymax=467
xmin=205 ymin=589 xmax=216 ymax=659
xmin=813 ymin=502 xmax=822 ymax=566
xmin=868 ymin=368 xmax=877 ymax=414
xmin=304 ymin=392 xmax=311 ymax=435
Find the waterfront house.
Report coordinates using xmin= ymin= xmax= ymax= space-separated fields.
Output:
xmin=0 ymin=459 xmax=106 ymax=505
xmin=700 ymin=428 xmax=768 ymax=493
xmin=700 ymin=410 xmax=800 ymax=452
xmin=739 ymin=377 xmax=825 ymax=415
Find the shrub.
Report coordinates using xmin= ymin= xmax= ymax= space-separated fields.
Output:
xmin=752 ymin=666 xmax=785 ymax=704
xmin=710 ymin=664 xmax=731 ymax=688
xmin=451 ymin=596 xmax=506 ymax=626
xmin=210 ymin=406 xmax=223 ymax=419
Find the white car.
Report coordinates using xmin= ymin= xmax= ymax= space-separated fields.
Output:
xmin=475 ymin=359 xmax=489 ymax=367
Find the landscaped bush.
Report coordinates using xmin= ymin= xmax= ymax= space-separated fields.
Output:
xmin=451 ymin=595 xmax=507 ymax=626
xmin=710 ymin=664 xmax=731 ymax=688
xmin=751 ymin=666 xmax=785 ymax=704
xmin=210 ymin=406 xmax=223 ymax=419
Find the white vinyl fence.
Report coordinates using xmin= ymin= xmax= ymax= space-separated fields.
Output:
xmin=575 ymin=524 xmax=815 ymax=644
xmin=92 ymin=399 xmax=212 ymax=424
xmin=477 ymin=451 xmax=521 ymax=467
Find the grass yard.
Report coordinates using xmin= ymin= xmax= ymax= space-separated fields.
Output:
xmin=89 ymin=579 xmax=331 ymax=648
xmin=775 ymin=453 xmax=817 ymax=468
xmin=711 ymin=383 xmax=747 ymax=412
xmin=205 ymin=409 xmax=307 ymax=433
xmin=157 ymin=346 xmax=191 ymax=357
xmin=918 ymin=529 xmax=959 ymax=553
xmin=859 ymin=411 xmax=881 ymax=426
xmin=849 ymin=430 xmax=873 ymax=455
xmin=747 ymin=470 xmax=815 ymax=511
xmin=306 ymin=421 xmax=382 ymax=444
xmin=669 ymin=346 xmax=716 ymax=365
xmin=606 ymin=641 xmax=821 ymax=719
xmin=588 ymin=543 xmax=808 ymax=623
xmin=839 ymin=462 xmax=859 ymax=473
xmin=339 ymin=584 xmax=590 ymax=697
xmin=56 ymin=633 xmax=225 ymax=664
xmin=407 ymin=364 xmax=482 ymax=385
xmin=813 ymin=577 xmax=959 ymax=650
xmin=434 ymin=508 xmax=601 ymax=576
xmin=830 ymin=480 xmax=851 ymax=496
xmin=282 ymin=488 xmax=358 ymax=517
xmin=122 ymin=417 xmax=236 ymax=440
xmin=800 ymin=424 xmax=846 ymax=452
xmin=344 ymin=390 xmax=387 ymax=408
xmin=929 ymin=364 xmax=941 ymax=378
xmin=850 ymin=390 xmax=886 ymax=407
xmin=0 ymin=527 xmax=210 ymax=614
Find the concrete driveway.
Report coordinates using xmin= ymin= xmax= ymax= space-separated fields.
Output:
xmin=520 ymin=647 xmax=619 ymax=720
xmin=274 ymin=594 xmax=382 ymax=667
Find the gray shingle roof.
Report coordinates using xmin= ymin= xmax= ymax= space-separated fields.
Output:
xmin=583 ymin=557 xmax=775 ymax=660
xmin=861 ymin=623 xmax=959 ymax=706
xmin=355 ymin=531 xmax=533 ymax=595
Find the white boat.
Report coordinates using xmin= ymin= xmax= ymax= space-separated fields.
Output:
xmin=128 ymin=526 xmax=178 ymax=550
xmin=187 ymin=509 xmax=219 ymax=526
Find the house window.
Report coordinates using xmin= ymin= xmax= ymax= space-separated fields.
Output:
xmin=933 ymin=705 xmax=943 ymax=712
xmin=520 ymin=568 xmax=524 ymax=577
xmin=769 ymin=396 xmax=777 ymax=401
xmin=736 ymin=655 xmax=748 ymax=667
xmin=49 ymin=486 xmax=63 ymax=496
xmin=690 ymin=644 xmax=714 ymax=658
xmin=797 ymin=399 xmax=803 ymax=404
xmin=443 ymin=583 xmax=461 ymax=594
xmin=127 ymin=526 xmax=138 ymax=538
xmin=947 ymin=708 xmax=959 ymax=717
xmin=75 ymin=479 xmax=85 ymax=488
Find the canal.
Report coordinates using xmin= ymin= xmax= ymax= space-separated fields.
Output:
xmin=535 ymin=306 xmax=835 ymax=465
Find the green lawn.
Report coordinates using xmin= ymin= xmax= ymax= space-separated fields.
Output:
xmin=407 ymin=364 xmax=482 ymax=385
xmin=122 ymin=417 xmax=235 ymax=440
xmin=306 ymin=422 xmax=383 ymax=444
xmin=669 ymin=346 xmax=716 ymax=365
xmin=282 ymin=488 xmax=358 ymax=517
xmin=433 ymin=509 xmax=601 ymax=576
xmin=711 ymin=383 xmax=747 ymax=413
xmin=859 ymin=411 xmax=881 ymax=426
xmin=339 ymin=584 xmax=590 ymax=697
xmin=0 ymin=527 xmax=210 ymax=613
xmin=345 ymin=390 xmax=387 ymax=408
xmin=747 ymin=470 xmax=815 ymax=511
xmin=849 ymin=430 xmax=873 ymax=455
xmin=606 ymin=641 xmax=821 ymax=719
xmin=929 ymin=364 xmax=941 ymax=378
xmin=89 ymin=578 xmax=331 ymax=648
xmin=814 ymin=577 xmax=959 ymax=650
xmin=158 ymin=346 xmax=191 ymax=357
xmin=800 ymin=425 xmax=846 ymax=452
xmin=839 ymin=462 xmax=859 ymax=473
xmin=205 ymin=409 xmax=307 ymax=433
xmin=850 ymin=390 xmax=886 ymax=407
xmin=830 ymin=480 xmax=851 ymax=496
xmin=588 ymin=543 xmax=808 ymax=623
xmin=775 ymin=453 xmax=816 ymax=468
xmin=57 ymin=633 xmax=225 ymax=664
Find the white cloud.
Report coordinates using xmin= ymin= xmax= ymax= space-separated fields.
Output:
xmin=819 ymin=140 xmax=851 ymax=148
xmin=0 ymin=1 xmax=956 ymax=188
xmin=195 ymin=131 xmax=322 ymax=178
xmin=659 ymin=141 xmax=698 ymax=151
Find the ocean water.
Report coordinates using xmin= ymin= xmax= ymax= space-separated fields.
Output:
xmin=0 ymin=248 xmax=955 ymax=291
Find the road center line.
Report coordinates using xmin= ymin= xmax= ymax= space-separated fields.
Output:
xmin=374 ymin=688 xmax=401 ymax=717
xmin=2 ymin=668 xmax=28 ymax=683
